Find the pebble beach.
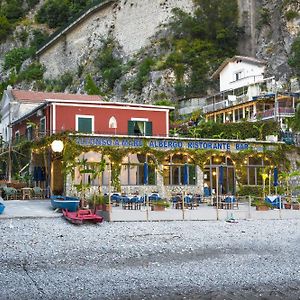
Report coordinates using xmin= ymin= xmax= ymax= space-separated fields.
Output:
xmin=0 ymin=218 xmax=300 ymax=299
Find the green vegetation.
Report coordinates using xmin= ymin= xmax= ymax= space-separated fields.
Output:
xmin=172 ymin=120 xmax=280 ymax=140
xmin=1 ymin=28 xmax=48 ymax=96
xmin=131 ymin=58 xmax=154 ymax=93
xmin=17 ymin=62 xmax=45 ymax=82
xmin=84 ymin=74 xmax=101 ymax=95
xmin=3 ymin=47 xmax=33 ymax=71
xmin=238 ymin=185 xmax=263 ymax=197
xmin=35 ymin=0 xmax=94 ymax=28
xmin=0 ymin=0 xmax=40 ymax=42
xmin=0 ymin=15 xmax=11 ymax=41
xmin=285 ymin=10 xmax=299 ymax=21
xmin=289 ymin=35 xmax=300 ymax=78
xmin=256 ymin=8 xmax=271 ymax=30
xmin=94 ymin=39 xmax=124 ymax=93
xmin=159 ymin=0 xmax=241 ymax=97
xmin=43 ymin=72 xmax=73 ymax=92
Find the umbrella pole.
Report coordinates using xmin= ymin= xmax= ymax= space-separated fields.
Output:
xmin=216 ymin=167 xmax=219 ymax=221
xmin=182 ymin=190 xmax=185 ymax=220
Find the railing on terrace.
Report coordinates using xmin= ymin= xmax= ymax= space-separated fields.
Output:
xmin=256 ymin=107 xmax=295 ymax=120
xmin=36 ymin=0 xmax=114 ymax=55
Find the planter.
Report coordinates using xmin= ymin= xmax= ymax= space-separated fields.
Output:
xmin=256 ymin=205 xmax=269 ymax=211
xmin=151 ymin=205 xmax=166 ymax=211
xmin=292 ymin=203 xmax=300 ymax=210
xmin=284 ymin=203 xmax=292 ymax=209
xmin=96 ymin=204 xmax=112 ymax=212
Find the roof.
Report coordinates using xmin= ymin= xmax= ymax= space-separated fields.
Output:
xmin=11 ymin=89 xmax=102 ymax=103
xmin=212 ymin=56 xmax=266 ymax=79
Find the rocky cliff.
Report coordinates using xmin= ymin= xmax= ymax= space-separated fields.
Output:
xmin=1 ymin=0 xmax=300 ymax=104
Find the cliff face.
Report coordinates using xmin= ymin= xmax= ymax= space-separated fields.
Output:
xmin=238 ymin=0 xmax=300 ymax=84
xmin=37 ymin=0 xmax=195 ymax=79
xmin=1 ymin=0 xmax=300 ymax=101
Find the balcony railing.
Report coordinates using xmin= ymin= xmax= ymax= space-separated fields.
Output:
xmin=256 ymin=107 xmax=295 ymax=120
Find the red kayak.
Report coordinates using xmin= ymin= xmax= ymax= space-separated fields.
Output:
xmin=62 ymin=209 xmax=103 ymax=224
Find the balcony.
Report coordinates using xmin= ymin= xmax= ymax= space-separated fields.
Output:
xmin=256 ymin=107 xmax=295 ymax=120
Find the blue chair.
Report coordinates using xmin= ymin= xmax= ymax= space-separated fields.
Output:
xmin=224 ymin=196 xmax=238 ymax=209
xmin=149 ymin=193 xmax=161 ymax=202
xmin=204 ymin=187 xmax=211 ymax=197
xmin=111 ymin=193 xmax=121 ymax=204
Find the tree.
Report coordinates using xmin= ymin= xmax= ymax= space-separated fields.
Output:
xmin=35 ymin=0 xmax=71 ymax=28
xmin=84 ymin=74 xmax=101 ymax=95
xmin=4 ymin=47 xmax=32 ymax=72
xmin=0 ymin=15 xmax=11 ymax=42
xmin=289 ymin=35 xmax=300 ymax=77
xmin=165 ymin=0 xmax=241 ymax=97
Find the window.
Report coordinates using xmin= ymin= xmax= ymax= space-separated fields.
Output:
xmin=74 ymin=152 xmax=110 ymax=186
xmin=234 ymin=71 xmax=243 ymax=81
xmin=15 ymin=131 xmax=20 ymax=142
xmin=26 ymin=125 xmax=33 ymax=141
xmin=40 ymin=117 xmax=46 ymax=137
xmin=240 ymin=156 xmax=270 ymax=186
xmin=76 ymin=115 xmax=94 ymax=133
xmin=163 ymin=154 xmax=196 ymax=186
xmin=128 ymin=119 xmax=152 ymax=136
xmin=204 ymin=156 xmax=235 ymax=194
xmin=120 ymin=154 xmax=156 ymax=185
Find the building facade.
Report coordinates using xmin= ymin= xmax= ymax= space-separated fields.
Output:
xmin=9 ymin=89 xmax=281 ymax=200
xmin=203 ymin=56 xmax=299 ymax=129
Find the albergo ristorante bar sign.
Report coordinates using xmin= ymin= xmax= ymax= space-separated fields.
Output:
xmin=75 ymin=136 xmax=278 ymax=152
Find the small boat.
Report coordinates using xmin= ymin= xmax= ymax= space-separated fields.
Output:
xmin=0 ymin=203 xmax=5 ymax=214
xmin=50 ymin=195 xmax=80 ymax=212
xmin=62 ymin=209 xmax=103 ymax=225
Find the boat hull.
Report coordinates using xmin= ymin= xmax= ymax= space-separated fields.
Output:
xmin=62 ymin=209 xmax=103 ymax=224
xmin=0 ymin=203 xmax=5 ymax=214
xmin=50 ymin=196 xmax=80 ymax=212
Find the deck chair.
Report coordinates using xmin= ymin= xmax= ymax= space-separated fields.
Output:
xmin=32 ymin=187 xmax=44 ymax=199
xmin=3 ymin=187 xmax=18 ymax=200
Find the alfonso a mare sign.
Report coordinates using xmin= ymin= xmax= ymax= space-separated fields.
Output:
xmin=75 ymin=136 xmax=250 ymax=152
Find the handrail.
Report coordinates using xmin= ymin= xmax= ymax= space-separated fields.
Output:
xmin=36 ymin=0 xmax=115 ymax=55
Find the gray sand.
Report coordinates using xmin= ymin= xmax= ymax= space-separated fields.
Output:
xmin=0 ymin=218 xmax=299 ymax=299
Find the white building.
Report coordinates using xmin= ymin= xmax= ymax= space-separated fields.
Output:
xmin=212 ymin=55 xmax=266 ymax=92
xmin=0 ymin=87 xmax=45 ymax=143
xmin=203 ymin=56 xmax=298 ymax=127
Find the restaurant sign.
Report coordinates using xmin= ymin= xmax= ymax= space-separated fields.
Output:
xmin=75 ymin=136 xmax=251 ymax=152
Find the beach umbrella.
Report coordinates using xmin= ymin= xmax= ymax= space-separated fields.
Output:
xmin=33 ymin=167 xmax=38 ymax=181
xmin=37 ymin=166 xmax=43 ymax=181
xmin=273 ymin=167 xmax=278 ymax=187
xmin=218 ymin=165 xmax=224 ymax=187
xmin=183 ymin=163 xmax=188 ymax=185
xmin=143 ymin=162 xmax=148 ymax=185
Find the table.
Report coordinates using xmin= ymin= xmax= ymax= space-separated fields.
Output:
xmin=21 ymin=187 xmax=32 ymax=200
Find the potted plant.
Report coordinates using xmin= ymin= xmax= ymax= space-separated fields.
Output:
xmin=284 ymin=200 xmax=292 ymax=209
xmin=292 ymin=196 xmax=300 ymax=210
xmin=151 ymin=200 xmax=170 ymax=211
xmin=89 ymin=194 xmax=111 ymax=211
xmin=252 ymin=199 xmax=272 ymax=211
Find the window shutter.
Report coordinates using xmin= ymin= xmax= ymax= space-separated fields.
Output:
xmin=78 ymin=118 xmax=92 ymax=133
xmin=128 ymin=120 xmax=135 ymax=135
xmin=145 ymin=121 xmax=152 ymax=136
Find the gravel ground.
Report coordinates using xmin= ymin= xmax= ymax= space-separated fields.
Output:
xmin=0 ymin=218 xmax=300 ymax=300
